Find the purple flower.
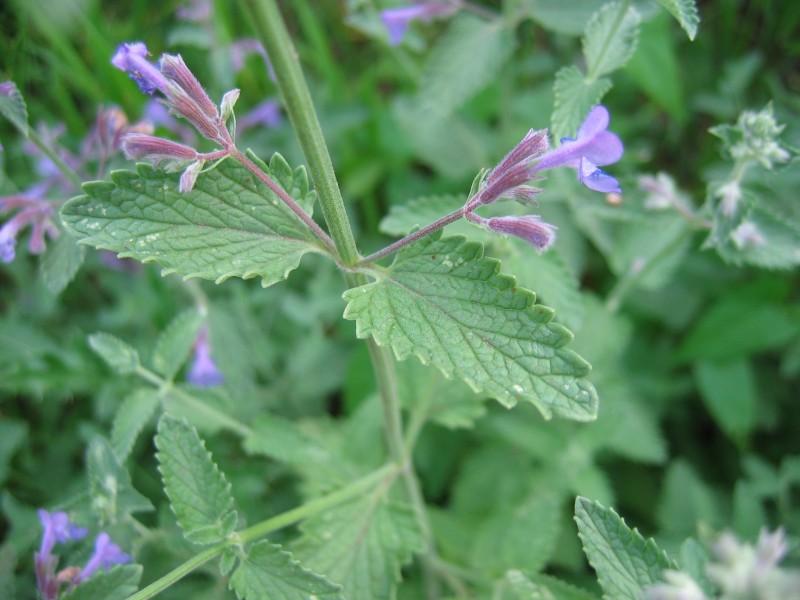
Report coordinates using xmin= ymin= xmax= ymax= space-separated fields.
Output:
xmin=466 ymin=128 xmax=549 ymax=211
xmin=74 ymin=533 xmax=131 ymax=584
xmin=111 ymin=43 xmax=170 ymax=96
xmin=469 ymin=213 xmax=557 ymax=252
xmin=34 ymin=510 xmax=88 ymax=600
xmin=237 ymin=100 xmax=282 ymax=133
xmin=0 ymin=185 xmax=60 ymax=263
xmin=533 ymin=105 xmax=623 ymax=193
xmin=381 ymin=2 xmax=460 ymax=46
xmin=144 ymin=100 xmax=197 ymax=144
xmin=122 ymin=133 xmax=199 ymax=163
xmin=188 ymin=326 xmax=224 ymax=387
xmin=112 ymin=43 xmax=231 ymax=146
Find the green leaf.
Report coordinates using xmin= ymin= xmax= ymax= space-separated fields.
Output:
xmin=694 ymin=359 xmax=758 ymax=444
xmin=39 ymin=225 xmax=85 ymax=294
xmin=111 ymin=388 xmax=160 ymax=462
xmin=418 ymin=14 xmax=515 ymax=116
xmin=152 ymin=309 xmax=204 ymax=380
xmin=60 ymin=565 xmax=142 ymax=600
xmin=293 ymin=496 xmax=425 ymax=600
xmin=471 ymin=493 xmax=560 ymax=576
xmin=0 ymin=420 xmax=27 ymax=487
xmin=583 ymin=2 xmax=640 ymax=79
xmin=0 ymin=81 xmax=29 ymax=136
xmin=229 ymin=541 xmax=345 ymax=600
xmin=0 ymin=543 xmax=16 ymax=600
xmin=574 ymin=497 xmax=673 ymax=600
xmin=493 ymin=570 xmax=556 ymax=600
xmin=655 ymin=460 xmax=722 ymax=535
xmin=61 ymin=154 xmax=325 ymax=287
xmin=87 ymin=437 xmax=153 ymax=524
xmin=655 ymin=0 xmax=700 ymax=40
xmin=88 ymin=332 xmax=140 ymax=374
xmin=344 ymin=231 xmax=598 ymax=421
xmin=155 ymin=414 xmax=237 ymax=544
xmin=552 ymin=66 xmax=612 ymax=141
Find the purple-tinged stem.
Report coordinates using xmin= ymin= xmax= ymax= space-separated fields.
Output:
xmin=229 ymin=149 xmax=336 ymax=254
xmin=357 ymin=206 xmax=466 ymax=266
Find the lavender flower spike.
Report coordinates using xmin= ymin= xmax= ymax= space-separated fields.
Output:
xmin=381 ymin=2 xmax=460 ymax=46
xmin=35 ymin=510 xmax=88 ymax=600
xmin=111 ymin=43 xmax=170 ymax=95
xmin=74 ymin=533 xmax=131 ymax=584
xmin=484 ymin=215 xmax=558 ymax=253
xmin=534 ymin=105 xmax=623 ymax=193
xmin=188 ymin=326 xmax=224 ymax=387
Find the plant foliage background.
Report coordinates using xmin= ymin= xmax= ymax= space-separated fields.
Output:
xmin=0 ymin=0 xmax=799 ymax=598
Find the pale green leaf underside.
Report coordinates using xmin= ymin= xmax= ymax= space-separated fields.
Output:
xmin=656 ymin=0 xmax=700 ymax=40
xmin=155 ymin=414 xmax=237 ymax=545
xmin=574 ymin=497 xmax=672 ymax=600
xmin=344 ymin=232 xmax=598 ymax=421
xmin=229 ymin=541 xmax=344 ymax=600
xmin=61 ymin=155 xmax=325 ymax=287
xmin=552 ymin=66 xmax=612 ymax=141
xmin=583 ymin=3 xmax=641 ymax=79
xmin=0 ymin=81 xmax=29 ymax=135
xmin=39 ymin=227 xmax=85 ymax=294
xmin=293 ymin=496 xmax=425 ymax=600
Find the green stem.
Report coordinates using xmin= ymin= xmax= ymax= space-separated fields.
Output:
xmin=246 ymin=0 xmax=361 ymax=265
xmin=135 ymin=366 xmax=252 ymax=438
xmin=126 ymin=464 xmax=398 ymax=600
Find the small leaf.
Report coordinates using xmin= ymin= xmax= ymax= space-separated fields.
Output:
xmin=583 ymin=2 xmax=641 ymax=79
xmin=61 ymin=154 xmax=326 ymax=287
xmin=493 ymin=570 xmax=556 ymax=600
xmin=220 ymin=546 xmax=238 ymax=577
xmin=551 ymin=66 xmax=612 ymax=141
xmin=514 ymin=0 xmax=602 ymax=35
xmin=418 ymin=14 xmax=516 ymax=116
xmin=60 ymin=565 xmax=142 ymax=600
xmin=229 ymin=541 xmax=345 ymax=600
xmin=344 ymin=231 xmax=598 ymax=421
xmin=293 ymin=496 xmax=425 ymax=600
xmin=0 ymin=81 xmax=29 ymax=136
xmin=87 ymin=437 xmax=153 ymax=524
xmin=694 ymin=359 xmax=758 ymax=443
xmin=152 ymin=309 xmax=204 ymax=380
xmin=655 ymin=0 xmax=700 ymax=40
xmin=88 ymin=333 xmax=140 ymax=374
xmin=574 ymin=497 xmax=673 ymax=600
xmin=39 ymin=226 xmax=85 ymax=294
xmin=111 ymin=388 xmax=160 ymax=462
xmin=155 ymin=414 xmax=237 ymax=544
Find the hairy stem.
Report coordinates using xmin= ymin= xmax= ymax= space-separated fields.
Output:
xmin=125 ymin=465 xmax=398 ymax=600
xmin=246 ymin=0 xmax=361 ymax=265
xmin=358 ymin=207 xmax=467 ymax=266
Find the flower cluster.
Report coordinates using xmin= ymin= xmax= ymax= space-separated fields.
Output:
xmin=111 ymin=42 xmax=239 ymax=191
xmin=0 ymin=185 xmax=59 ymax=263
xmin=381 ymin=1 xmax=461 ymax=46
xmin=35 ymin=510 xmax=130 ymax=600
xmin=464 ymin=105 xmax=623 ymax=252
xmin=644 ymin=528 xmax=800 ymax=600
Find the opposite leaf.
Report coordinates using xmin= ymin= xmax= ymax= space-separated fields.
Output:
xmin=88 ymin=332 xmax=140 ymax=375
xmin=61 ymin=153 xmax=325 ymax=287
xmin=155 ymin=414 xmax=237 ymax=544
xmin=152 ymin=309 xmax=204 ymax=380
xmin=229 ymin=541 xmax=344 ymax=600
xmin=552 ymin=66 xmax=612 ymax=141
xmin=574 ymin=497 xmax=673 ymax=600
xmin=0 ymin=81 xmax=29 ymax=136
xmin=344 ymin=232 xmax=598 ymax=421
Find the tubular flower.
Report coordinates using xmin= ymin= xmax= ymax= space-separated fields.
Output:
xmin=73 ymin=533 xmax=131 ymax=584
xmin=188 ymin=326 xmax=224 ymax=387
xmin=534 ymin=105 xmax=623 ymax=193
xmin=34 ymin=510 xmax=88 ymax=600
xmin=0 ymin=185 xmax=60 ymax=263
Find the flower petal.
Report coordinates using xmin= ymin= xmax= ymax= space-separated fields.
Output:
xmin=579 ymin=158 xmax=621 ymax=193
xmin=582 ymin=131 xmax=624 ymax=166
xmin=577 ymin=105 xmax=610 ymax=139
